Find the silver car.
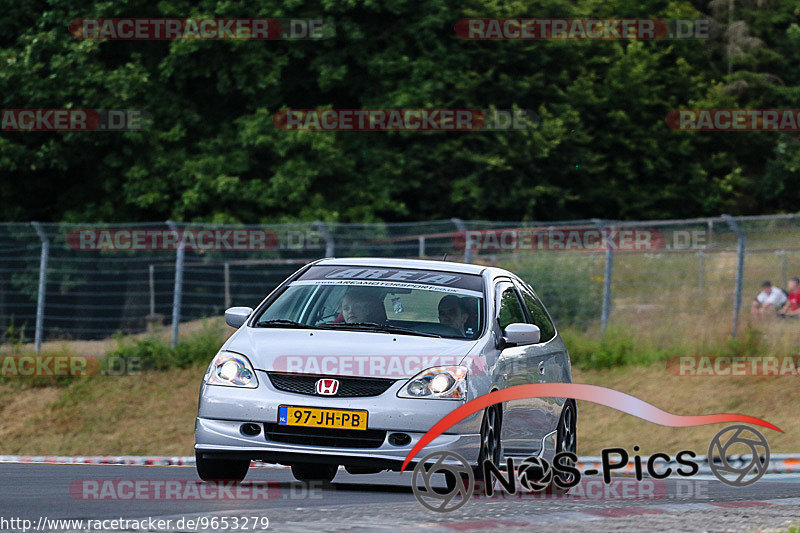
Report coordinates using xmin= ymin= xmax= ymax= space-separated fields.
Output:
xmin=195 ymin=258 xmax=575 ymax=485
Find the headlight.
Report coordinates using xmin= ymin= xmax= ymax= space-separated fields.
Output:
xmin=205 ymin=352 xmax=258 ymax=388
xmin=398 ymin=366 xmax=467 ymax=399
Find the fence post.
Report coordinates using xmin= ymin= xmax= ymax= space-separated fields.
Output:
xmin=224 ymin=262 xmax=231 ymax=309
xmin=780 ymin=249 xmax=787 ymax=289
xmin=722 ymin=214 xmax=745 ymax=338
xmin=31 ymin=222 xmax=49 ymax=354
xmin=418 ymin=236 xmax=426 ymax=258
xmin=698 ymin=250 xmax=705 ymax=293
xmin=314 ymin=221 xmax=335 ymax=258
xmin=451 ymin=218 xmax=471 ymax=263
xmin=593 ymin=218 xmax=613 ymax=333
xmin=707 ymin=219 xmax=714 ymax=249
xmin=166 ymin=221 xmax=184 ymax=349
xmin=148 ymin=264 xmax=155 ymax=316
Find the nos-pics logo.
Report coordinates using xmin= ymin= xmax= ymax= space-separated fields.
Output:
xmin=411 ymin=424 xmax=770 ymax=513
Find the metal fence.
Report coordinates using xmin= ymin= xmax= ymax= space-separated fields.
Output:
xmin=2 ymin=215 xmax=800 ymax=352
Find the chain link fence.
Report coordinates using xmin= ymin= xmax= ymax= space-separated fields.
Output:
xmin=2 ymin=215 xmax=799 ymax=352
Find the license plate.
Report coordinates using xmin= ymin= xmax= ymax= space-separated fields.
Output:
xmin=278 ymin=405 xmax=368 ymax=430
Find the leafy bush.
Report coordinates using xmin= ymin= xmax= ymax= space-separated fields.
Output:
xmin=560 ymin=327 xmax=667 ymax=369
xmin=499 ymin=255 xmax=603 ymax=326
xmin=106 ymin=326 xmax=226 ymax=372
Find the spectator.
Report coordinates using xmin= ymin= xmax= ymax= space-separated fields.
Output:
xmin=751 ymin=280 xmax=787 ymax=316
xmin=779 ymin=277 xmax=800 ymax=318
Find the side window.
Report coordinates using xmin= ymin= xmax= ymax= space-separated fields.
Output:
xmin=496 ymin=285 xmax=526 ymax=330
xmin=518 ymin=284 xmax=556 ymax=342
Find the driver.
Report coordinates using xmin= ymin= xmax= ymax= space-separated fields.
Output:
xmin=341 ymin=288 xmax=387 ymax=324
xmin=438 ymin=295 xmax=469 ymax=335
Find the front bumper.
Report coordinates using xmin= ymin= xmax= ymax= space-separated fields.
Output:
xmin=195 ymin=370 xmax=482 ymax=468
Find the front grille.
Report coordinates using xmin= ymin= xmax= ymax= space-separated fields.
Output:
xmin=264 ymin=423 xmax=387 ymax=448
xmin=267 ymin=372 xmax=396 ymax=397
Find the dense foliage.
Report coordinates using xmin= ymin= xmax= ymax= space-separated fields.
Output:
xmin=1 ymin=0 xmax=799 ymax=223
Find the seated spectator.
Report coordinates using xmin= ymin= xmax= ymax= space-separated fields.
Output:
xmin=751 ymin=280 xmax=787 ymax=316
xmin=779 ymin=277 xmax=800 ymax=318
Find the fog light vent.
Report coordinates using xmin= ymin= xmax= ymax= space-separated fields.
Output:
xmin=241 ymin=423 xmax=262 ymax=436
xmin=388 ymin=433 xmax=411 ymax=446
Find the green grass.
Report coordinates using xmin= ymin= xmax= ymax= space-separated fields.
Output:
xmin=560 ymin=323 xmax=776 ymax=370
xmin=104 ymin=321 xmax=226 ymax=372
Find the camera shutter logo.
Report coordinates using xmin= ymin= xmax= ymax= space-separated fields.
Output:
xmin=517 ymin=456 xmax=553 ymax=492
xmin=708 ymin=425 xmax=770 ymax=487
xmin=411 ymin=451 xmax=474 ymax=512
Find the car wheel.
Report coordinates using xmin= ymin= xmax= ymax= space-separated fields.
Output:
xmin=291 ymin=463 xmax=338 ymax=483
xmin=443 ymin=404 xmax=501 ymax=493
xmin=195 ymin=452 xmax=249 ymax=482
xmin=442 ymin=470 xmax=470 ymax=494
xmin=344 ymin=465 xmax=384 ymax=475
xmin=550 ymin=400 xmax=577 ymax=493
xmin=475 ymin=403 xmax=502 ymax=478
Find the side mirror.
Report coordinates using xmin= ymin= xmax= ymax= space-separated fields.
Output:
xmin=225 ymin=306 xmax=253 ymax=328
xmin=502 ymin=323 xmax=540 ymax=347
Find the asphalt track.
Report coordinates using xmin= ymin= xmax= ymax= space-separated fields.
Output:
xmin=1 ymin=464 xmax=799 ymax=532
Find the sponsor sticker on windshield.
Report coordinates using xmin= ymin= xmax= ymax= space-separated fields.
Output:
xmin=299 ymin=266 xmax=483 ymax=292
xmin=289 ymin=279 xmax=482 ymax=297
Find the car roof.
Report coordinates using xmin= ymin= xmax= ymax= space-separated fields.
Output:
xmin=314 ymin=257 xmax=486 ymax=275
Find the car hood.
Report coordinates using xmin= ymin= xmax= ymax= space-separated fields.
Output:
xmin=224 ymin=327 xmax=479 ymax=379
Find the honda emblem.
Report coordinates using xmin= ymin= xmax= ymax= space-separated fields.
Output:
xmin=316 ymin=378 xmax=339 ymax=395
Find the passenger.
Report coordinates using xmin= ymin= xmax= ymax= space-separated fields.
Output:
xmin=438 ymin=295 xmax=469 ymax=335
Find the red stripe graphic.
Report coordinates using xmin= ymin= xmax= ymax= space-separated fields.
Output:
xmin=400 ymin=383 xmax=781 ymax=471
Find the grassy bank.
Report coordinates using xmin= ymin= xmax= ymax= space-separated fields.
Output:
xmin=1 ymin=313 xmax=798 ymax=456
xmin=0 ymin=362 xmax=796 ymax=456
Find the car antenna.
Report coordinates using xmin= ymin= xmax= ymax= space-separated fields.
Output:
xmin=442 ymin=253 xmax=448 ymax=261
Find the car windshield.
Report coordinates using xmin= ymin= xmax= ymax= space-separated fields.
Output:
xmin=254 ymin=265 xmax=484 ymax=340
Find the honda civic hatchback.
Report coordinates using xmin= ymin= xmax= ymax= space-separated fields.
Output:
xmin=195 ymin=258 xmax=575 ymax=484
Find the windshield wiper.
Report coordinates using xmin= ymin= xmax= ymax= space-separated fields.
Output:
xmin=318 ymin=322 xmax=442 ymax=338
xmin=255 ymin=319 xmax=317 ymax=329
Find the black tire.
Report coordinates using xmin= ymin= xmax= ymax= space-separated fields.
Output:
xmin=291 ymin=463 xmax=337 ymax=483
xmin=344 ymin=465 xmax=384 ymax=475
xmin=474 ymin=403 xmax=503 ymax=481
xmin=443 ymin=470 xmax=470 ymax=493
xmin=441 ymin=406 xmax=502 ymax=493
xmin=443 ymin=405 xmax=502 ymax=493
xmin=195 ymin=452 xmax=249 ymax=482
xmin=550 ymin=400 xmax=577 ymax=494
